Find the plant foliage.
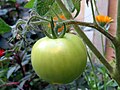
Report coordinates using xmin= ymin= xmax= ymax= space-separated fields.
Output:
xmin=0 ymin=0 xmax=120 ymax=89
xmin=33 ymin=0 xmax=55 ymax=16
xmin=0 ymin=18 xmax=11 ymax=34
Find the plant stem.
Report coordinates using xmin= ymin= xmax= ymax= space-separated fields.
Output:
xmin=112 ymin=0 xmax=120 ymax=86
xmin=114 ymin=42 xmax=120 ymax=76
xmin=111 ymin=68 xmax=120 ymax=86
xmin=14 ymin=53 xmax=25 ymax=77
xmin=115 ymin=0 xmax=120 ymax=73
xmin=28 ymin=15 xmax=50 ymax=24
xmin=33 ymin=19 xmax=116 ymax=44
xmin=93 ymin=0 xmax=99 ymax=15
xmin=61 ymin=20 xmax=117 ymax=44
xmin=55 ymin=0 xmax=113 ymax=73
xmin=116 ymin=0 xmax=120 ymax=40
xmin=87 ymin=52 xmax=98 ymax=89
xmin=0 ymin=82 xmax=19 ymax=88
xmin=84 ymin=72 xmax=91 ymax=87
xmin=101 ymin=34 xmax=105 ymax=55
xmin=90 ymin=0 xmax=97 ymax=24
xmin=74 ymin=25 xmax=113 ymax=72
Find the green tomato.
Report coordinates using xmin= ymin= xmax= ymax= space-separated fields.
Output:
xmin=31 ymin=33 xmax=87 ymax=84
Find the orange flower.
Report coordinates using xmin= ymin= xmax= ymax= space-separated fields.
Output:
xmin=95 ymin=15 xmax=113 ymax=24
xmin=48 ymin=15 xmax=66 ymax=32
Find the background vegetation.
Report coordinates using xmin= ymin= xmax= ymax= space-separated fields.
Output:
xmin=0 ymin=0 xmax=120 ymax=89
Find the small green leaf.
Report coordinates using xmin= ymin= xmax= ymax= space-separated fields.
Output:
xmin=34 ymin=0 xmax=55 ymax=16
xmin=24 ymin=0 xmax=35 ymax=8
xmin=7 ymin=66 xmax=17 ymax=79
xmin=0 ymin=18 xmax=11 ymax=34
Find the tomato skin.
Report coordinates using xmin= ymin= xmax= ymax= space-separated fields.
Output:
xmin=31 ymin=33 xmax=87 ymax=84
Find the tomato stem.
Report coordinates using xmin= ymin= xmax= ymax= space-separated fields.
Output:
xmin=90 ymin=0 xmax=97 ymax=24
xmin=45 ymin=18 xmax=67 ymax=39
xmin=50 ymin=17 xmax=57 ymax=39
xmin=43 ymin=30 xmax=53 ymax=38
xmin=60 ymin=20 xmax=117 ymax=45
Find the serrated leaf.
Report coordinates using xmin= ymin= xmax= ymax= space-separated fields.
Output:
xmin=34 ymin=0 xmax=55 ymax=16
xmin=63 ymin=0 xmax=75 ymax=12
xmin=24 ymin=0 xmax=35 ymax=8
xmin=0 ymin=18 xmax=11 ymax=34
xmin=72 ymin=0 xmax=81 ymax=18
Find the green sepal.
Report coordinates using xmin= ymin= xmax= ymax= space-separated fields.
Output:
xmin=50 ymin=17 xmax=57 ymax=39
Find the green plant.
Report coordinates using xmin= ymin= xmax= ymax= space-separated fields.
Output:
xmin=1 ymin=0 xmax=120 ymax=89
xmin=54 ymin=0 xmax=120 ymax=85
xmin=27 ymin=0 xmax=120 ymax=86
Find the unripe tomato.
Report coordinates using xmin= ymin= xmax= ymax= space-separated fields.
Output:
xmin=31 ymin=33 xmax=87 ymax=84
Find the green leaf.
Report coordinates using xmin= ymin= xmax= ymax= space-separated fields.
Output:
xmin=63 ymin=0 xmax=75 ymax=12
xmin=24 ymin=0 xmax=35 ymax=8
xmin=45 ymin=2 xmax=62 ymax=17
xmin=7 ymin=66 xmax=17 ymax=79
xmin=0 ymin=18 xmax=11 ymax=34
xmin=11 ymin=0 xmax=16 ymax=2
xmin=34 ymin=0 xmax=55 ymax=16
xmin=72 ymin=0 xmax=81 ymax=18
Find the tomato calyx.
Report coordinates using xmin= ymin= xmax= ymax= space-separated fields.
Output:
xmin=44 ymin=17 xmax=66 ymax=39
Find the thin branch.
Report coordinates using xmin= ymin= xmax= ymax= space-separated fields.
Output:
xmin=30 ymin=15 xmax=116 ymax=44
xmin=93 ymin=0 xmax=99 ymax=15
xmin=0 ymin=82 xmax=19 ymax=88
xmin=27 ymin=15 xmax=50 ymax=24
xmin=90 ymin=0 xmax=97 ymax=24
xmin=61 ymin=20 xmax=117 ymax=44
xmin=115 ymin=0 xmax=120 ymax=72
